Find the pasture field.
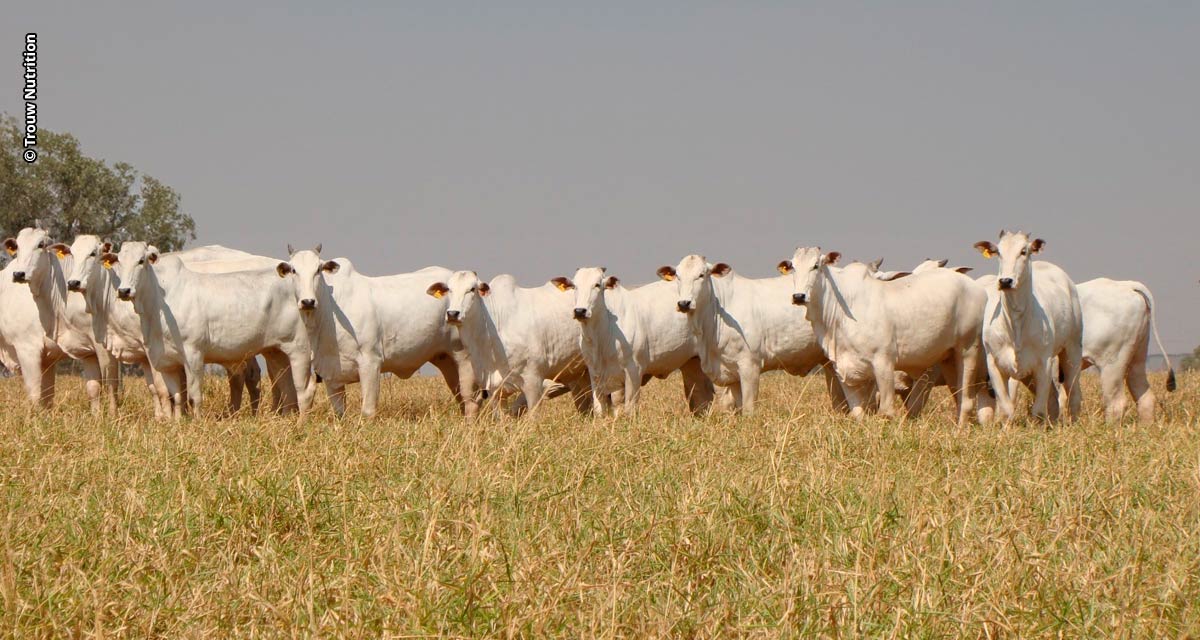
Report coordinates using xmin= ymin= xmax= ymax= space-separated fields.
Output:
xmin=1 ymin=370 xmax=1198 ymax=638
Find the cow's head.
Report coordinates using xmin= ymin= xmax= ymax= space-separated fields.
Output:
xmin=565 ymin=267 xmax=619 ymax=321
xmin=4 ymin=227 xmax=63 ymax=288
xmin=276 ymin=244 xmax=335 ymax=311
xmin=974 ymin=230 xmax=1043 ymax=291
xmin=428 ymin=270 xmax=488 ymax=325
xmin=657 ymin=254 xmax=729 ymax=314
xmin=64 ymin=235 xmax=113 ymax=293
xmin=108 ymin=242 xmax=159 ymax=301
xmin=779 ymin=247 xmax=839 ymax=305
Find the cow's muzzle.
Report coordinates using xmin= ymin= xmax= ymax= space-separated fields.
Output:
xmin=11 ymin=271 xmax=27 ymax=283
xmin=299 ymin=298 xmax=317 ymax=310
xmin=446 ymin=310 xmax=462 ymax=324
xmin=676 ymin=300 xmax=693 ymax=313
xmin=573 ymin=308 xmax=588 ymax=320
xmin=117 ymin=287 xmax=133 ymax=300
xmin=998 ymin=277 xmax=1014 ymax=290
xmin=67 ymin=279 xmax=83 ymax=292
xmin=792 ymin=293 xmax=807 ymax=305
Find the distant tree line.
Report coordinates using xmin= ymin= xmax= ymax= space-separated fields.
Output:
xmin=1 ymin=114 xmax=196 ymax=252
xmin=1182 ymin=347 xmax=1200 ymax=372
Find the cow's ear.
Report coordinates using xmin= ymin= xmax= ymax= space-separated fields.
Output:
xmin=604 ymin=276 xmax=619 ymax=289
xmin=867 ymin=257 xmax=883 ymax=272
xmin=777 ymin=260 xmax=794 ymax=275
xmin=1030 ymin=238 xmax=1045 ymax=254
xmin=936 ymin=258 xmax=949 ymax=268
xmin=100 ymin=241 xmax=113 ymax=254
xmin=973 ymin=241 xmax=998 ymax=258
xmin=656 ymin=266 xmax=676 ymax=282
xmin=878 ymin=271 xmax=912 ymax=281
xmin=100 ymin=253 xmax=119 ymax=269
xmin=954 ymin=266 xmax=973 ymax=274
xmin=276 ymin=262 xmax=293 ymax=278
xmin=478 ymin=282 xmax=490 ymax=297
xmin=286 ymin=243 xmax=296 ymax=256
xmin=321 ymin=260 xmax=340 ymax=274
xmin=550 ymin=276 xmax=575 ymax=291
xmin=711 ymin=263 xmax=732 ymax=277
xmin=147 ymin=251 xmax=159 ymax=264
xmin=314 ymin=243 xmax=322 ymax=255
xmin=823 ymin=252 xmax=841 ymax=266
xmin=49 ymin=243 xmax=71 ymax=258
xmin=3 ymin=238 xmax=16 ymax=256
xmin=426 ymin=282 xmax=448 ymax=299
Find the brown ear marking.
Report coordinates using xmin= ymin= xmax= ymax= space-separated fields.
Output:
xmin=276 ymin=262 xmax=293 ymax=278
xmin=321 ymin=260 xmax=340 ymax=273
xmin=3 ymin=239 xmax=17 ymax=256
xmin=49 ymin=243 xmax=71 ymax=258
xmin=147 ymin=252 xmax=159 ymax=264
xmin=711 ymin=263 xmax=732 ymax=277
xmin=550 ymin=277 xmax=575 ymax=291
xmin=824 ymin=252 xmax=841 ymax=265
xmin=1030 ymin=238 xmax=1046 ymax=254
xmin=656 ymin=266 xmax=677 ymax=282
xmin=604 ymin=276 xmax=619 ymax=289
xmin=100 ymin=253 xmax=119 ymax=269
xmin=777 ymin=260 xmax=794 ymax=275
xmin=954 ymin=266 xmax=973 ymax=274
xmin=973 ymin=241 xmax=998 ymax=258
xmin=478 ymin=282 xmax=491 ymax=296
xmin=100 ymin=242 xmax=113 ymax=253
xmin=426 ymin=282 xmax=449 ymax=299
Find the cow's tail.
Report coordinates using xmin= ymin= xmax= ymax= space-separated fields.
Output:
xmin=1133 ymin=283 xmax=1176 ymax=392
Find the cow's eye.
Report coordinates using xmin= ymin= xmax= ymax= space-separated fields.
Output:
xmin=89 ymin=251 xmax=96 ymax=257
xmin=137 ymin=259 xmax=145 ymax=265
xmin=468 ymin=286 xmax=476 ymax=293
xmin=594 ymin=283 xmax=601 ymax=289
xmin=811 ymin=264 xmax=819 ymax=271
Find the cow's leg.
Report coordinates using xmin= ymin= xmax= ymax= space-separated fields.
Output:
xmin=680 ymin=358 xmax=714 ymax=416
xmin=520 ymin=376 xmax=546 ymax=417
xmin=1061 ymin=344 xmax=1084 ymax=423
xmin=80 ymin=356 xmax=104 ymax=415
xmin=570 ymin=379 xmax=594 ymax=416
xmin=96 ymin=349 xmax=120 ymax=413
xmin=842 ymin=382 xmax=871 ymax=421
xmin=872 ymin=357 xmax=898 ymax=419
xmin=591 ymin=375 xmax=612 ymax=418
xmin=823 ymin=365 xmax=849 ymax=413
xmin=243 ymin=359 xmax=263 ymax=414
xmin=160 ymin=369 xmax=185 ymax=421
xmin=1030 ymin=362 xmax=1054 ymax=423
xmin=430 ymin=353 xmax=469 ymax=416
xmin=262 ymin=351 xmax=297 ymax=414
xmin=38 ymin=356 xmax=57 ymax=410
xmin=738 ymin=367 xmax=761 ymax=415
xmin=286 ymin=351 xmax=314 ymax=419
xmin=325 ymin=381 xmax=347 ymax=418
xmin=142 ymin=364 xmax=165 ymax=419
xmin=358 ymin=358 xmax=382 ymax=418
xmin=986 ymin=354 xmax=1015 ymax=422
xmin=226 ymin=366 xmax=245 ymax=416
xmin=955 ymin=348 xmax=978 ymax=429
xmin=622 ymin=366 xmax=641 ymax=417
xmin=1096 ymin=364 xmax=1127 ymax=424
xmin=1127 ymin=360 xmax=1155 ymax=424
xmin=184 ymin=353 xmax=206 ymax=419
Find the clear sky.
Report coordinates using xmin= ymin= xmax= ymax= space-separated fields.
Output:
xmin=6 ymin=2 xmax=1198 ymax=352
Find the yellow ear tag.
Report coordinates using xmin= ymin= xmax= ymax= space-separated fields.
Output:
xmin=102 ymin=260 xmax=114 ymax=270
xmin=982 ymin=248 xmax=993 ymax=258
xmin=663 ymin=274 xmax=675 ymax=282
xmin=432 ymin=289 xmax=444 ymax=299
xmin=56 ymin=250 xmax=67 ymax=259
xmin=555 ymin=282 xmax=569 ymax=291
xmin=5 ymin=247 xmax=14 ymax=256
xmin=777 ymin=264 xmax=791 ymax=275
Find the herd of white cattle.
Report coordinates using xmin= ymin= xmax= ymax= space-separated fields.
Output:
xmin=0 ymin=226 xmax=1177 ymax=425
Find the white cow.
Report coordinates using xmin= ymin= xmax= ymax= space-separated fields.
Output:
xmin=972 ymin=231 xmax=1084 ymax=423
xmin=0 ymin=228 xmax=67 ymax=407
xmin=655 ymin=255 xmax=839 ymax=415
xmin=427 ymin=271 xmax=591 ymax=416
xmin=561 ymin=266 xmax=714 ymax=417
xmin=1076 ymin=278 xmax=1175 ymax=423
xmin=106 ymin=242 xmax=315 ymax=420
xmin=275 ymin=247 xmax=476 ymax=419
xmin=64 ymin=237 xmax=276 ymax=417
xmin=783 ymin=248 xmax=987 ymax=426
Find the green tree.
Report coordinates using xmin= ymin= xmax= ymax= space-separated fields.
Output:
xmin=0 ymin=114 xmax=195 ymax=251
xmin=1181 ymin=346 xmax=1200 ymax=371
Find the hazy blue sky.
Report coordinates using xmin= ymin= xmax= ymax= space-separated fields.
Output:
xmin=6 ymin=2 xmax=1199 ymax=352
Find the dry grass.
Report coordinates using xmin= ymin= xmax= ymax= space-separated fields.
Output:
xmin=1 ymin=369 xmax=1198 ymax=638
